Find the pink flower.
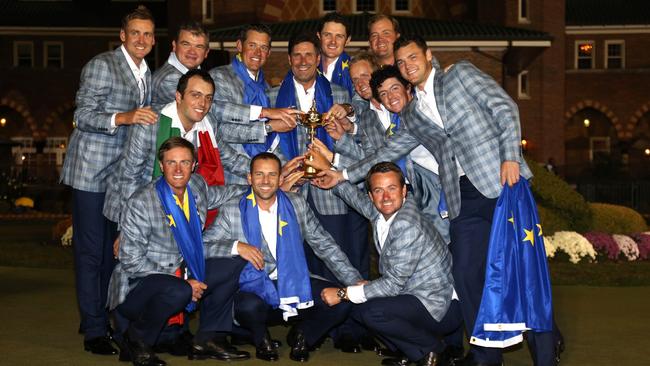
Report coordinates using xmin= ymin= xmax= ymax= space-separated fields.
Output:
xmin=583 ymin=232 xmax=620 ymax=260
xmin=631 ymin=233 xmax=650 ymax=260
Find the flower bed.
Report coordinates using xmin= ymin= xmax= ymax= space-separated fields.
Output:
xmin=543 ymin=230 xmax=649 ymax=263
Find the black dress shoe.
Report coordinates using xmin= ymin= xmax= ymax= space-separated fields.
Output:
xmin=381 ymin=354 xmax=411 ymax=366
xmin=232 ymin=332 xmax=282 ymax=349
xmin=188 ymin=338 xmax=250 ymax=361
xmin=416 ymin=351 xmax=438 ymax=366
xmin=153 ymin=332 xmax=192 ymax=356
xmin=124 ymin=334 xmax=166 ymax=366
xmin=287 ymin=327 xmax=310 ymax=362
xmin=256 ymin=336 xmax=280 ymax=362
xmin=84 ymin=336 xmax=118 ymax=355
xmin=334 ymin=335 xmax=362 ymax=353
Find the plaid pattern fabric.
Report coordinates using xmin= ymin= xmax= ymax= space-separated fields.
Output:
xmin=150 ymin=62 xmax=183 ymax=113
xmin=202 ymin=191 xmax=363 ymax=286
xmin=333 ymin=182 xmax=454 ymax=321
xmin=103 ymin=108 xmax=250 ymax=225
xmin=107 ymin=174 xmax=247 ymax=310
xmin=61 ymin=48 xmax=151 ymax=193
xmin=268 ymin=82 xmax=352 ymax=215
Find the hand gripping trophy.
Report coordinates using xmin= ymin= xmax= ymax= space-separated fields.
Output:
xmin=297 ymin=100 xmax=330 ymax=179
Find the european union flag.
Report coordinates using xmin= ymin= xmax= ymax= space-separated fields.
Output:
xmin=470 ymin=179 xmax=553 ymax=348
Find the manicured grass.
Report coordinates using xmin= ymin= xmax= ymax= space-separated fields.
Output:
xmin=549 ymin=261 xmax=650 ymax=286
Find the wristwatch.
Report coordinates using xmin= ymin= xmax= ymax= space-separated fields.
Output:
xmin=264 ymin=122 xmax=273 ymax=134
xmin=336 ymin=287 xmax=348 ymax=301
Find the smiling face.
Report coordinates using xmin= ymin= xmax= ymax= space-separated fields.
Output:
xmin=376 ymin=77 xmax=411 ymax=114
xmin=175 ymin=75 xmax=214 ymax=128
xmin=350 ymin=60 xmax=374 ymax=100
xmin=172 ymin=29 xmax=209 ymax=70
xmin=248 ymin=157 xmax=282 ymax=208
xmin=289 ymin=41 xmax=320 ymax=88
xmin=368 ymin=171 xmax=407 ymax=219
xmin=318 ymin=21 xmax=350 ymax=60
xmin=120 ymin=18 xmax=155 ymax=65
xmin=395 ymin=42 xmax=433 ymax=90
xmin=236 ymin=30 xmax=271 ymax=74
xmin=159 ymin=146 xmax=195 ymax=198
xmin=368 ymin=18 xmax=399 ymax=64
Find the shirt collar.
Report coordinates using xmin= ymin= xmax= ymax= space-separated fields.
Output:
xmin=293 ymin=77 xmax=316 ymax=95
xmin=260 ymin=197 xmax=278 ymax=215
xmin=167 ymin=52 xmax=193 ymax=74
xmin=120 ymin=44 xmax=148 ymax=77
xmin=376 ymin=209 xmax=399 ymax=228
xmin=416 ymin=67 xmax=436 ymax=100
xmin=369 ymin=101 xmax=389 ymax=114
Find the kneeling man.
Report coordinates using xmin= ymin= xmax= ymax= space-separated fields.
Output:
xmin=320 ymin=162 xmax=462 ymax=366
xmin=204 ymin=152 xmax=364 ymax=362
xmin=108 ymin=137 xmax=250 ymax=366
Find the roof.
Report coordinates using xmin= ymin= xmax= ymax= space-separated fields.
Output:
xmin=209 ymin=12 xmax=552 ymax=43
xmin=0 ymin=0 xmax=168 ymax=28
xmin=566 ymin=0 xmax=650 ymax=26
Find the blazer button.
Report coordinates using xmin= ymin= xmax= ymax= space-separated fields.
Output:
xmin=451 ymin=156 xmax=456 ymax=161
xmin=446 ymin=133 xmax=451 ymax=137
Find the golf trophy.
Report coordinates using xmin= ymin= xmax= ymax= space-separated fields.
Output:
xmin=298 ymin=100 xmax=328 ymax=179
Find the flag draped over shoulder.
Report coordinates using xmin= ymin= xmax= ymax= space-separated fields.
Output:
xmin=470 ymin=179 xmax=553 ymax=348
xmin=239 ymin=188 xmax=313 ymax=320
xmin=320 ymin=52 xmax=353 ymax=97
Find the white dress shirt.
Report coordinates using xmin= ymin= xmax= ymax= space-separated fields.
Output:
xmin=110 ymin=45 xmax=149 ymax=129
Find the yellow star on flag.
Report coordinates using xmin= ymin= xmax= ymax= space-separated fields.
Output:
xmin=536 ymin=223 xmax=543 ymax=237
xmin=279 ymin=219 xmax=289 ymax=236
xmin=167 ymin=214 xmax=176 ymax=228
xmin=508 ymin=216 xmax=515 ymax=226
xmin=388 ymin=122 xmax=396 ymax=136
xmin=523 ymin=228 xmax=535 ymax=246
xmin=341 ymin=60 xmax=349 ymax=70
xmin=247 ymin=191 xmax=256 ymax=207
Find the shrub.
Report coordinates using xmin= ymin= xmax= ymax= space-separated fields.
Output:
xmin=631 ymin=233 xmax=650 ymax=260
xmin=612 ymin=234 xmax=640 ymax=261
xmin=526 ymin=158 xmax=592 ymax=232
xmin=537 ymin=205 xmax=570 ymax=235
xmin=583 ymin=232 xmax=620 ymax=260
xmin=590 ymin=203 xmax=648 ymax=234
xmin=544 ymin=231 xmax=597 ymax=264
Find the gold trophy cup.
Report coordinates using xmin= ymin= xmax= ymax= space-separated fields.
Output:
xmin=298 ymin=100 xmax=329 ymax=179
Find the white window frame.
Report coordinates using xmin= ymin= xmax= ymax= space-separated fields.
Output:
xmin=392 ymin=0 xmax=411 ymax=14
xmin=518 ymin=70 xmax=530 ymax=99
xmin=604 ymin=40 xmax=625 ymax=69
xmin=13 ymin=41 xmax=34 ymax=67
xmin=352 ymin=0 xmax=378 ymax=13
xmin=575 ymin=40 xmax=595 ymax=70
xmin=589 ymin=136 xmax=611 ymax=161
xmin=320 ymin=0 xmax=337 ymax=13
xmin=518 ymin=0 xmax=530 ymax=24
xmin=202 ymin=0 xmax=214 ymax=24
xmin=43 ymin=41 xmax=64 ymax=68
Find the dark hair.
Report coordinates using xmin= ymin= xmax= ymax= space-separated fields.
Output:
xmin=364 ymin=162 xmax=406 ymax=192
xmin=238 ymin=23 xmax=273 ymax=44
xmin=367 ymin=14 xmax=400 ymax=34
xmin=250 ymin=152 xmax=282 ymax=173
xmin=318 ymin=12 xmax=350 ymax=38
xmin=176 ymin=20 xmax=209 ymax=43
xmin=157 ymin=136 xmax=196 ymax=163
xmin=176 ymin=69 xmax=215 ymax=95
xmin=369 ymin=65 xmax=409 ymax=101
xmin=349 ymin=51 xmax=377 ymax=71
xmin=393 ymin=34 xmax=428 ymax=55
xmin=121 ymin=5 xmax=155 ymax=30
xmin=288 ymin=30 xmax=320 ymax=55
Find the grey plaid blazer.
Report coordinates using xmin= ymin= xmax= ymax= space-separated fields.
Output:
xmin=345 ymin=60 xmax=532 ymax=219
xmin=107 ymin=174 xmax=247 ymax=309
xmin=150 ymin=62 xmax=183 ymax=113
xmin=333 ymin=182 xmax=454 ymax=321
xmin=103 ymin=106 xmax=250 ymax=224
xmin=267 ymin=82 xmax=354 ymax=215
xmin=61 ymin=48 xmax=151 ymax=192
xmin=203 ymin=191 xmax=363 ymax=286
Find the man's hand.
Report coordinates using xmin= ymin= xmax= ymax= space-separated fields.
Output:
xmin=321 ymin=287 xmax=342 ymax=307
xmin=280 ymin=170 xmax=305 ymax=192
xmin=281 ymin=156 xmax=305 ymax=179
xmin=115 ymin=107 xmax=157 ymax=126
xmin=237 ymin=242 xmax=264 ymax=270
xmin=325 ymin=119 xmax=346 ymax=140
xmin=261 ymin=107 xmax=302 ymax=131
xmin=310 ymin=169 xmax=343 ymax=189
xmin=305 ymin=148 xmax=332 ymax=172
xmin=266 ymin=118 xmax=297 ymax=133
xmin=500 ymin=161 xmax=520 ymax=187
xmin=187 ymin=279 xmax=208 ymax=302
xmin=113 ymin=235 xmax=121 ymax=258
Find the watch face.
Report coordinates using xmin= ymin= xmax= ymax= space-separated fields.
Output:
xmin=337 ymin=288 xmax=346 ymax=299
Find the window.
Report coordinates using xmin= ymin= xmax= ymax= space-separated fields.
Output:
xmin=518 ymin=70 xmax=530 ymax=99
xmin=393 ymin=0 xmax=410 ymax=13
xmin=202 ymin=0 xmax=214 ymax=23
xmin=575 ymin=41 xmax=595 ymax=69
xmin=518 ymin=0 xmax=530 ymax=23
xmin=605 ymin=40 xmax=624 ymax=69
xmin=589 ymin=137 xmax=610 ymax=161
xmin=321 ymin=0 xmax=336 ymax=12
xmin=354 ymin=0 xmax=376 ymax=13
xmin=13 ymin=41 xmax=34 ymax=67
xmin=44 ymin=42 xmax=64 ymax=68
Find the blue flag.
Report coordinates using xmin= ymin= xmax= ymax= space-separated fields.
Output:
xmin=320 ymin=51 xmax=353 ymax=97
xmin=470 ymin=179 xmax=553 ymax=348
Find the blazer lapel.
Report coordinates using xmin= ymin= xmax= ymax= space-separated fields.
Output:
xmin=114 ymin=48 xmax=141 ymax=103
xmin=432 ymin=67 xmax=448 ymax=129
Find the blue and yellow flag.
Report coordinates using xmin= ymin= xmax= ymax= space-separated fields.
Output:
xmin=470 ymin=179 xmax=553 ymax=348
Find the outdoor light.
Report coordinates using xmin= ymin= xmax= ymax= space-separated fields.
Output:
xmin=645 ymin=148 xmax=650 ymax=156
xmin=583 ymin=118 xmax=590 ymax=127
xmin=0 ymin=118 xmax=6 ymax=127
xmin=521 ymin=139 xmax=528 ymax=151
xmin=21 ymin=155 xmax=25 ymax=161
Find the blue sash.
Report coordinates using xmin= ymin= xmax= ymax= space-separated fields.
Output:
xmin=320 ymin=52 xmax=353 ymax=97
xmin=274 ymin=71 xmax=334 ymax=160
xmin=239 ymin=188 xmax=313 ymax=319
xmin=231 ymin=55 xmax=274 ymax=157
xmin=470 ymin=179 xmax=553 ymax=348
xmin=155 ymin=178 xmax=205 ymax=312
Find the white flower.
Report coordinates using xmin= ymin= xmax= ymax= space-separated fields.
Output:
xmin=543 ymin=236 xmax=557 ymax=258
xmin=61 ymin=226 xmax=73 ymax=247
xmin=612 ymin=234 xmax=639 ymax=261
xmin=546 ymin=231 xmax=596 ymax=264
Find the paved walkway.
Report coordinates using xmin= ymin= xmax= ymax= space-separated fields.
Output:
xmin=1 ymin=266 xmax=648 ymax=365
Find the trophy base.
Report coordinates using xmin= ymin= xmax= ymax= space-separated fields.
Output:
xmin=303 ymin=168 xmax=320 ymax=179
